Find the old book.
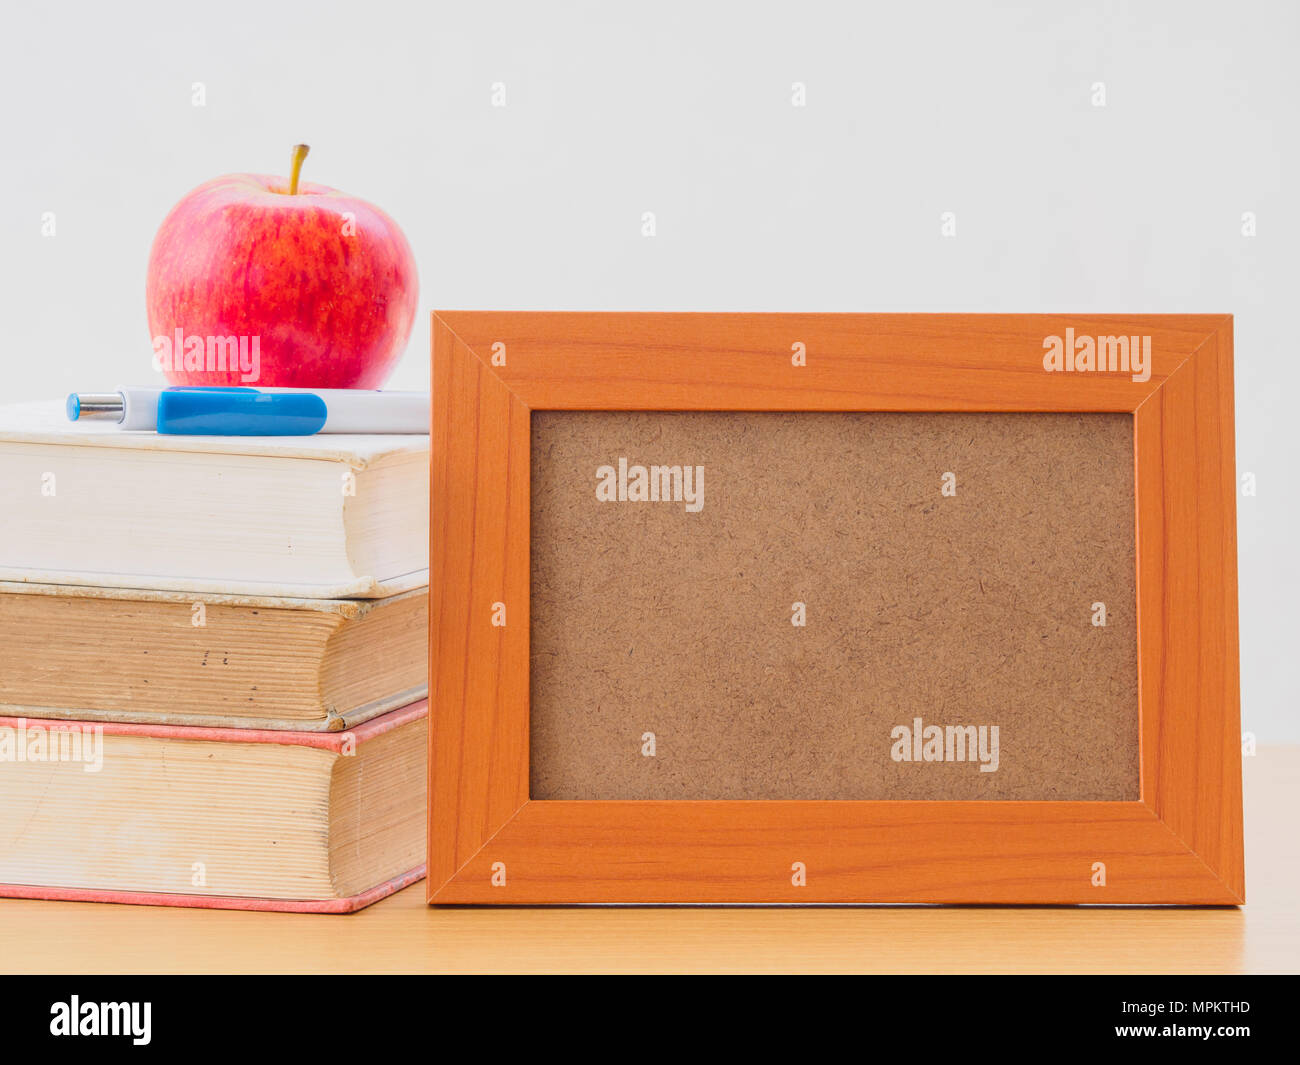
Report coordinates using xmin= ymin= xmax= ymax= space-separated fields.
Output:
xmin=0 ymin=400 xmax=429 ymax=598
xmin=0 ymin=581 xmax=427 ymax=731
xmin=0 ymin=701 xmax=427 ymax=912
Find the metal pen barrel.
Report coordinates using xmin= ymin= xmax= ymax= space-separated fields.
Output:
xmin=68 ymin=393 xmax=125 ymax=421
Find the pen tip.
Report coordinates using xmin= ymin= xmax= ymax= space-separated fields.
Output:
xmin=66 ymin=394 xmax=80 ymax=422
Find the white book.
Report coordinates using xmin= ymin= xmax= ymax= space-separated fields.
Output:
xmin=0 ymin=401 xmax=428 ymax=598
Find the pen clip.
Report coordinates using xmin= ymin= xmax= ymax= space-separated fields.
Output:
xmin=157 ymin=388 xmax=328 ymax=435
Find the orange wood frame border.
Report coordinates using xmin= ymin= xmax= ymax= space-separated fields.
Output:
xmin=428 ymin=312 xmax=1242 ymax=905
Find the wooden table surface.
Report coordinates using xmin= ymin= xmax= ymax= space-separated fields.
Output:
xmin=2 ymin=747 xmax=1295 ymax=974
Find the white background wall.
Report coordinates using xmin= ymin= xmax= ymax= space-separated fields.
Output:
xmin=2 ymin=0 xmax=1295 ymax=738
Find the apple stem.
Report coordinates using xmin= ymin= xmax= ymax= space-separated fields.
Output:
xmin=288 ymin=144 xmax=310 ymax=195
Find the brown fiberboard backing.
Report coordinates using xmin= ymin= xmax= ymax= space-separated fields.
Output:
xmin=530 ymin=412 xmax=1138 ymax=801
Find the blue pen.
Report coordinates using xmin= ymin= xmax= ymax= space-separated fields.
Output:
xmin=66 ymin=387 xmax=429 ymax=435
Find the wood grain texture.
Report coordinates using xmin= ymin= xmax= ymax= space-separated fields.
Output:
xmin=434 ymin=312 xmax=1216 ymax=411
xmin=428 ymin=319 xmax=530 ymax=896
xmin=433 ymin=802 xmax=1233 ymax=904
xmin=1134 ymin=317 xmax=1243 ymax=901
xmin=429 ymin=312 xmax=1241 ymax=905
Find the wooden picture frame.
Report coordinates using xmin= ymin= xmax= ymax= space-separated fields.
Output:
xmin=428 ymin=312 xmax=1242 ymax=905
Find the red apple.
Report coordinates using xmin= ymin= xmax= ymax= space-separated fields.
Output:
xmin=146 ymin=144 xmax=417 ymax=388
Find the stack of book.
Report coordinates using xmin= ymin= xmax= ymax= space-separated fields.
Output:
xmin=0 ymin=401 xmax=429 ymax=912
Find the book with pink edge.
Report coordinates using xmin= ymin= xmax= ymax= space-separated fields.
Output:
xmin=0 ymin=700 xmax=427 ymax=913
